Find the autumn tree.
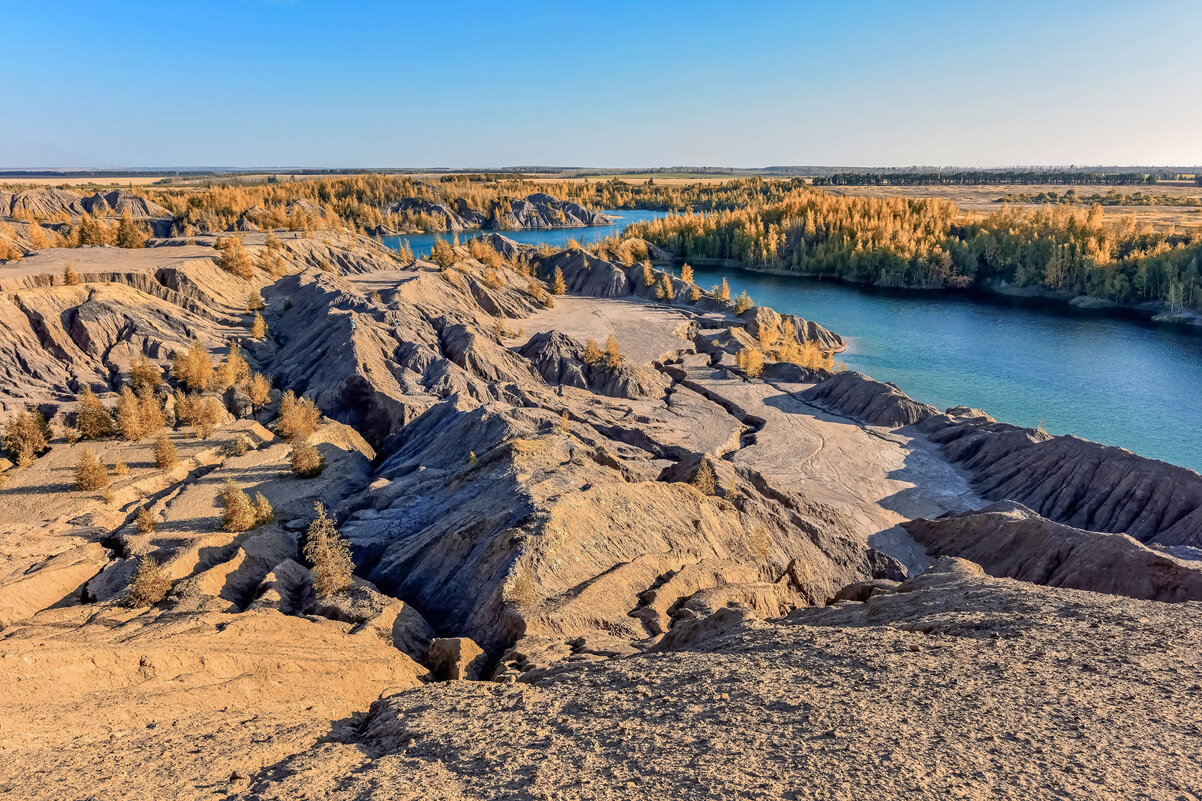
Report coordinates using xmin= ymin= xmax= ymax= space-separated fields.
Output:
xmin=681 ymin=263 xmax=694 ymax=284
xmin=304 ymin=502 xmax=354 ymax=597
xmin=250 ymin=312 xmax=268 ymax=339
xmin=216 ymin=341 xmax=249 ymax=389
xmin=430 ymin=237 xmax=456 ymax=269
xmin=130 ymin=354 xmax=162 ymax=393
xmin=583 ymin=337 xmax=604 ymax=365
xmin=219 ymin=236 xmax=254 ymax=279
xmin=657 ymin=274 xmax=675 ymax=301
xmin=172 ymin=342 xmax=213 ymax=391
xmin=276 ymin=390 xmax=320 ymax=442
xmin=153 ymin=434 xmax=179 ymax=468
xmin=716 ymin=277 xmax=731 ymax=301
xmin=248 ymin=373 xmax=271 ymax=409
xmin=604 ymin=335 xmax=623 ymax=369
xmin=62 ymin=263 xmax=81 ymax=286
xmin=115 ymin=209 xmax=148 ymax=249
xmin=76 ymin=387 xmax=115 ymax=439
xmin=3 ymin=410 xmax=50 ymax=466
xmin=733 ymin=290 xmax=754 ymax=315
xmin=735 ymin=346 xmax=765 ymax=378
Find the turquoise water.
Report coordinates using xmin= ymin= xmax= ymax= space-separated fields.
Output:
xmin=380 ymin=211 xmax=1202 ymax=473
xmin=688 ymin=265 xmax=1202 ymax=473
xmin=380 ymin=209 xmax=670 ymax=257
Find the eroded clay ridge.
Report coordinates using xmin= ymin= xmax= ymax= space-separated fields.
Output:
xmin=905 ymin=500 xmax=1202 ymax=602
xmin=801 ymin=370 xmax=1202 ymax=547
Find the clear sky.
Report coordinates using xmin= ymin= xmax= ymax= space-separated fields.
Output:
xmin=2 ymin=0 xmax=1199 ymax=169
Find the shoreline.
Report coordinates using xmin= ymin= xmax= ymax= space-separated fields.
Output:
xmin=659 ymin=255 xmax=1202 ymax=334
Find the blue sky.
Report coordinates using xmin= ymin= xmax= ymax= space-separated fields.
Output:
xmin=2 ymin=0 xmax=1199 ymax=168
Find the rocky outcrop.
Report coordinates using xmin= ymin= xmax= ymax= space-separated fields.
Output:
xmin=739 ymin=306 xmax=845 ymax=353
xmin=518 ymin=330 xmax=666 ymax=399
xmin=496 ymin=193 xmax=609 ymax=229
xmin=0 ymin=188 xmax=170 ymax=220
xmin=344 ymin=399 xmax=881 ymax=662
xmin=81 ymin=190 xmax=172 ymax=219
xmin=903 ymin=501 xmax=1202 ymax=602
xmin=800 ymin=371 xmax=939 ymax=427
xmin=537 ymin=248 xmax=633 ymax=297
xmin=919 ymin=407 xmax=1202 ymax=547
xmin=426 ymin=637 xmax=489 ymax=681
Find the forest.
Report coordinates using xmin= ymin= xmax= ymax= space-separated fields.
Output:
xmin=811 ymin=170 xmax=1196 ymax=186
xmin=622 ymin=186 xmax=1202 ymax=312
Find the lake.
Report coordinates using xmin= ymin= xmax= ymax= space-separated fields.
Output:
xmin=379 ymin=209 xmax=670 ymax=256
xmin=381 ymin=211 xmax=1202 ymax=473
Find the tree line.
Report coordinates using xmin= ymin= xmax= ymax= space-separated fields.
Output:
xmin=624 ymin=188 xmax=1202 ymax=312
xmin=812 ymin=171 xmax=1194 ymax=186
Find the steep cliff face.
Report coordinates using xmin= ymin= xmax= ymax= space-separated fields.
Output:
xmin=918 ymin=407 xmax=1202 ymax=547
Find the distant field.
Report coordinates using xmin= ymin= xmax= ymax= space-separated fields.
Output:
xmin=826 ymin=182 xmax=1202 ymax=230
xmin=0 ymin=175 xmax=171 ymax=187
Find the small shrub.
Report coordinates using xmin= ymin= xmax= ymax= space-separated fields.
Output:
xmin=692 ymin=457 xmax=716 ymax=496
xmin=219 ymin=478 xmax=256 ymax=532
xmin=689 ymin=284 xmax=702 ymax=302
xmin=63 ymin=263 xmax=81 ymax=286
xmin=252 ymin=493 xmax=274 ymax=525
xmin=226 ymin=435 xmax=253 ymax=457
xmin=75 ymin=448 xmax=110 ymax=491
xmin=303 ymin=502 xmax=354 ymax=597
xmin=246 ymin=293 xmax=265 ymax=312
xmin=642 ymin=261 xmax=655 ymax=287
xmin=290 ymin=440 xmax=325 ymax=478
xmin=112 ymin=460 xmax=129 ymax=476
xmin=135 ymin=505 xmax=156 ymax=534
xmin=127 ymin=557 xmax=172 ymax=607
xmin=153 ymin=434 xmax=179 ymax=469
